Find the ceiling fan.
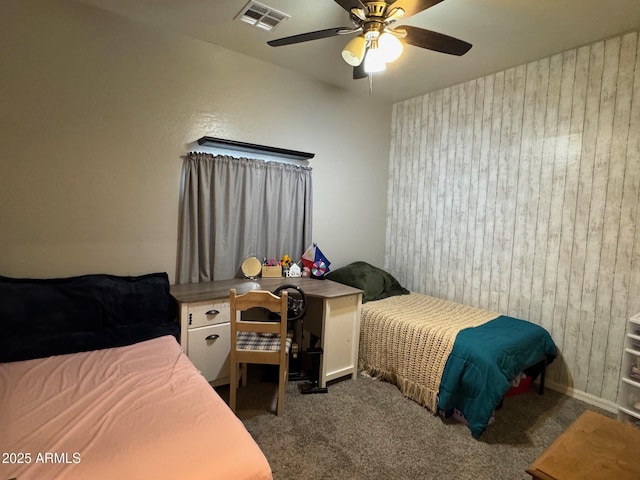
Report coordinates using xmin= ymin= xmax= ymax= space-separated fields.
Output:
xmin=267 ymin=0 xmax=472 ymax=79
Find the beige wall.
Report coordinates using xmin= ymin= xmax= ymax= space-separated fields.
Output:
xmin=0 ymin=0 xmax=391 ymax=281
xmin=386 ymin=30 xmax=640 ymax=411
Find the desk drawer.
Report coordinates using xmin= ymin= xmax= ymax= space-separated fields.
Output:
xmin=187 ymin=323 xmax=230 ymax=384
xmin=188 ymin=300 xmax=230 ymax=328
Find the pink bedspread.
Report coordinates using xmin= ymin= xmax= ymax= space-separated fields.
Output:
xmin=0 ymin=335 xmax=272 ymax=480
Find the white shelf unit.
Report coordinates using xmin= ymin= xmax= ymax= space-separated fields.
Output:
xmin=618 ymin=312 xmax=640 ymax=428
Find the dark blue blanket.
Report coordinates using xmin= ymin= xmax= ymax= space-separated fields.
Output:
xmin=0 ymin=272 xmax=179 ymax=363
xmin=437 ymin=316 xmax=557 ymax=438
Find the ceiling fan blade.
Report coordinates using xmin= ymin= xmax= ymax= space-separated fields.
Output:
xmin=353 ymin=62 xmax=367 ymax=79
xmin=268 ymin=27 xmax=348 ymax=47
xmin=400 ymin=25 xmax=472 ymax=56
xmin=333 ymin=0 xmax=362 ymax=12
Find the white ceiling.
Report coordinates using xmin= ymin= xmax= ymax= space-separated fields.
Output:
xmin=73 ymin=0 xmax=640 ymax=102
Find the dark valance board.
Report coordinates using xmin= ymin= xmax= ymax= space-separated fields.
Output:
xmin=197 ymin=136 xmax=315 ymax=161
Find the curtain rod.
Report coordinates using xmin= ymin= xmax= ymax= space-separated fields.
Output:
xmin=197 ymin=136 xmax=315 ymax=161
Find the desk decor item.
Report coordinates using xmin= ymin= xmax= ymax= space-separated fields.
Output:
xmin=287 ymin=263 xmax=302 ymax=278
xmin=301 ymin=243 xmax=331 ymax=278
xmin=261 ymin=257 xmax=282 ymax=278
xmin=240 ymin=256 xmax=262 ymax=279
xmin=281 ymin=254 xmax=293 ymax=277
xmin=261 ymin=265 xmax=282 ymax=278
xmin=280 ymin=254 xmax=293 ymax=268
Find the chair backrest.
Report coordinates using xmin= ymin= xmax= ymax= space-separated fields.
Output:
xmin=230 ymin=289 xmax=289 ymax=364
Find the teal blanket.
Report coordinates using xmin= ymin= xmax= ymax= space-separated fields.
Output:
xmin=437 ymin=316 xmax=557 ymax=438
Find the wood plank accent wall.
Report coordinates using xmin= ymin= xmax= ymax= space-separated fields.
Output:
xmin=386 ymin=30 xmax=640 ymax=406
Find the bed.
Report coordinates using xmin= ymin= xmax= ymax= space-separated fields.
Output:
xmin=0 ymin=272 xmax=272 ymax=480
xmin=326 ymin=262 xmax=557 ymax=439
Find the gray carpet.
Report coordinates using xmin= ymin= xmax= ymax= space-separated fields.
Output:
xmin=214 ymin=367 xmax=611 ymax=480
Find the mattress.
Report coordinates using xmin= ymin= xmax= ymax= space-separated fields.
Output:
xmin=0 ymin=335 xmax=272 ymax=480
xmin=359 ymin=292 xmax=498 ymax=412
xmin=359 ymin=292 xmax=557 ymax=438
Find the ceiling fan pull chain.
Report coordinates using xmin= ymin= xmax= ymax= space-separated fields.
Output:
xmin=368 ymin=74 xmax=374 ymax=95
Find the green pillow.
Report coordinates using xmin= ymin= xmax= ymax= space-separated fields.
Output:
xmin=325 ymin=261 xmax=410 ymax=303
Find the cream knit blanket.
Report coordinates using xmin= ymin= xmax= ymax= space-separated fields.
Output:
xmin=359 ymin=292 xmax=498 ymax=412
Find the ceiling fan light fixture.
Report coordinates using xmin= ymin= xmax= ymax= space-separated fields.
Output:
xmin=378 ymin=32 xmax=403 ymax=63
xmin=341 ymin=35 xmax=366 ymax=66
xmin=363 ymin=47 xmax=386 ymax=74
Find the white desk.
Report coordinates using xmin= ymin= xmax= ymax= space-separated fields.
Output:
xmin=170 ymin=277 xmax=363 ymax=388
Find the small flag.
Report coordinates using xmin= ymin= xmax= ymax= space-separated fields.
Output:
xmin=300 ymin=243 xmax=331 ymax=277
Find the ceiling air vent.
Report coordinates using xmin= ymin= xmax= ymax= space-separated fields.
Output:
xmin=235 ymin=1 xmax=289 ymax=31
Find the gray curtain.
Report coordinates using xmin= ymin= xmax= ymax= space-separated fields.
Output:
xmin=177 ymin=152 xmax=313 ymax=283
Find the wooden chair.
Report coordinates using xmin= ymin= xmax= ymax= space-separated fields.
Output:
xmin=229 ymin=288 xmax=291 ymax=416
